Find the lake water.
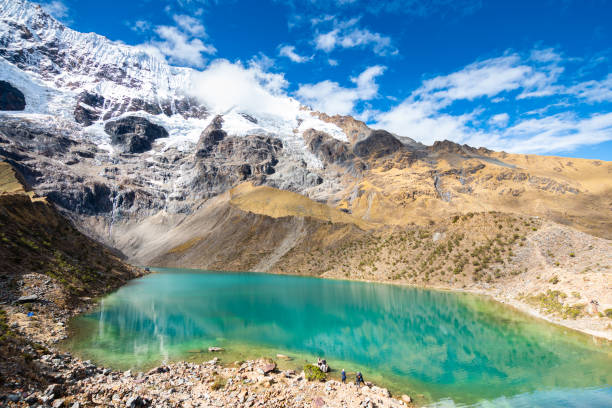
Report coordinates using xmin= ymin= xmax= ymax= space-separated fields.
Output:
xmin=66 ymin=269 xmax=612 ymax=406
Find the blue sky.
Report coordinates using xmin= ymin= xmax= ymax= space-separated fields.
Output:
xmin=38 ymin=0 xmax=612 ymax=160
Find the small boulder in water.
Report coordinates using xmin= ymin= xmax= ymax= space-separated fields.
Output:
xmin=208 ymin=346 xmax=224 ymax=352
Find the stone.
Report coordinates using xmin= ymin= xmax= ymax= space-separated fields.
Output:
xmin=276 ymin=354 xmax=290 ymax=360
xmin=126 ymin=395 xmax=150 ymax=408
xmin=261 ymin=363 xmax=276 ymax=374
xmin=7 ymin=394 xmax=20 ymax=402
xmin=0 ymin=80 xmax=26 ymax=110
xmin=15 ymin=294 xmax=38 ymax=304
xmin=208 ymin=347 xmax=224 ymax=352
xmin=314 ymin=397 xmax=325 ymax=407
xmin=52 ymin=398 xmax=65 ymax=407
xmin=44 ymin=384 xmax=62 ymax=399
xmin=104 ymin=116 xmax=169 ymax=153
xmin=401 ymin=394 xmax=412 ymax=403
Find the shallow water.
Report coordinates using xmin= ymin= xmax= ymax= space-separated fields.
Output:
xmin=65 ymin=269 xmax=612 ymax=406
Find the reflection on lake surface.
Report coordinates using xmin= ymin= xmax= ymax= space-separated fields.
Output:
xmin=66 ymin=269 xmax=612 ymax=406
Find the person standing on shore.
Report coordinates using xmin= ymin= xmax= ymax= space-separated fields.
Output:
xmin=341 ymin=369 xmax=346 ymax=383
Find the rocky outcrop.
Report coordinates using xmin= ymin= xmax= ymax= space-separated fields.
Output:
xmin=104 ymin=116 xmax=169 ymax=153
xmin=353 ymin=130 xmax=403 ymax=158
xmin=303 ymin=129 xmax=354 ymax=166
xmin=193 ymin=134 xmax=283 ymax=196
xmin=0 ymin=80 xmax=26 ymax=110
xmin=74 ymin=91 xmax=104 ymax=125
xmin=195 ymin=115 xmax=226 ymax=157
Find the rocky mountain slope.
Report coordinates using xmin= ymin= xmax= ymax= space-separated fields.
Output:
xmin=0 ymin=161 xmax=144 ymax=395
xmin=0 ymin=0 xmax=610 ymax=340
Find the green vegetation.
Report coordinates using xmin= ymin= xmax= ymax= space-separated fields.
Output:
xmin=526 ymin=290 xmax=585 ymax=319
xmin=211 ymin=375 xmax=226 ymax=390
xmin=549 ymin=275 xmax=559 ymax=284
xmin=605 ymin=309 xmax=612 ymax=319
xmin=304 ymin=364 xmax=326 ymax=381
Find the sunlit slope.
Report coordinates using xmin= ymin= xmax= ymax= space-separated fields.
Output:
xmin=339 ymin=148 xmax=612 ymax=239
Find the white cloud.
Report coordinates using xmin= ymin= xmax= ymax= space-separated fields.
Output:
xmin=279 ymin=45 xmax=311 ymax=63
xmin=566 ymin=73 xmax=612 ymax=103
xmin=131 ymin=20 xmax=151 ymax=33
xmin=188 ymin=59 xmax=295 ymax=119
xmin=314 ymin=19 xmax=397 ymax=56
xmin=172 ymin=14 xmax=207 ymax=37
xmin=489 ymin=113 xmax=509 ymax=127
xmin=38 ymin=1 xmax=69 ymax=20
xmin=148 ymin=26 xmax=216 ymax=67
xmin=295 ymin=65 xmax=385 ymax=115
xmin=328 ymin=58 xmax=339 ymax=66
xmin=372 ymin=49 xmax=612 ymax=154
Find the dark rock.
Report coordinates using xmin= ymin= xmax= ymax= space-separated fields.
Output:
xmin=104 ymin=116 xmax=168 ymax=153
xmin=195 ymin=115 xmax=226 ymax=157
xmin=353 ymin=130 xmax=403 ymax=158
xmin=74 ymin=91 xmax=105 ymax=126
xmin=126 ymin=396 xmax=150 ymax=408
xmin=0 ymin=80 xmax=26 ymax=110
xmin=304 ymin=129 xmax=354 ymax=165
xmin=7 ymin=394 xmax=20 ymax=402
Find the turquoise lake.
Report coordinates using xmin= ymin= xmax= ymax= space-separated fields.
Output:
xmin=66 ymin=269 xmax=612 ymax=407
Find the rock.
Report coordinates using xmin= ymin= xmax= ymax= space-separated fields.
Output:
xmin=15 ymin=294 xmax=39 ymax=304
xmin=126 ymin=395 xmax=150 ymax=408
xmin=261 ymin=363 xmax=276 ymax=374
xmin=208 ymin=347 xmax=224 ymax=352
xmin=71 ymin=403 xmax=81 ymax=408
xmin=52 ymin=398 xmax=65 ymax=407
xmin=74 ymin=91 xmax=105 ymax=125
xmin=104 ymin=116 xmax=169 ymax=153
xmin=314 ymin=396 xmax=325 ymax=407
xmin=401 ymin=394 xmax=412 ymax=403
xmin=353 ymin=130 xmax=403 ymax=158
xmin=43 ymin=384 xmax=62 ymax=400
xmin=7 ymin=393 xmax=20 ymax=402
xmin=123 ymin=370 xmax=132 ymax=377
xmin=276 ymin=354 xmax=291 ymax=360
xmin=0 ymin=80 xmax=26 ymax=110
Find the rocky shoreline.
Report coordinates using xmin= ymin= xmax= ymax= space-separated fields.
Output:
xmin=0 ymin=274 xmax=415 ymax=408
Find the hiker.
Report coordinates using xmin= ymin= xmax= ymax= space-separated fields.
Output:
xmin=341 ymin=369 xmax=346 ymax=383
xmin=355 ymin=371 xmax=364 ymax=386
xmin=317 ymin=358 xmax=329 ymax=373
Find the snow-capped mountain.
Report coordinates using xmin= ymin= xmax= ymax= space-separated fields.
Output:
xmin=0 ymin=0 xmax=351 ymax=154
xmin=0 ymin=0 xmax=369 ymax=238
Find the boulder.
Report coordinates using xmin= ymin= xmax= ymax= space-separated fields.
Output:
xmin=104 ymin=116 xmax=168 ymax=153
xmin=208 ymin=347 xmax=224 ymax=352
xmin=401 ymin=394 xmax=412 ymax=403
xmin=126 ymin=396 xmax=150 ymax=408
xmin=0 ymin=80 xmax=26 ymax=110
xmin=15 ymin=294 xmax=38 ymax=304
xmin=261 ymin=363 xmax=276 ymax=374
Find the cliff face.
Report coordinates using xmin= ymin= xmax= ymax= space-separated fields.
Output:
xmin=0 ymin=162 xmax=142 ymax=302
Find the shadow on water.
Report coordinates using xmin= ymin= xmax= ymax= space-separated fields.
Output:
xmin=64 ymin=269 xmax=612 ymax=406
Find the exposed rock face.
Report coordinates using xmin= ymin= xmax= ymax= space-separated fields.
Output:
xmin=0 ymin=80 xmax=26 ymax=110
xmin=353 ymin=130 xmax=404 ymax=158
xmin=303 ymin=129 xmax=354 ymax=166
xmin=74 ymin=91 xmax=104 ymax=125
xmin=195 ymin=115 xmax=226 ymax=157
xmin=104 ymin=116 xmax=169 ymax=153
